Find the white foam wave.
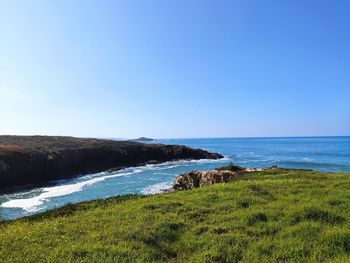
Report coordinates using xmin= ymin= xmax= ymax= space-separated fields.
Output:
xmin=140 ymin=181 xmax=173 ymax=195
xmin=147 ymin=157 xmax=231 ymax=167
xmin=1 ymin=157 xmax=229 ymax=212
xmin=122 ymin=157 xmax=230 ymax=173
xmin=1 ymin=170 xmax=139 ymax=212
xmin=303 ymin=157 xmax=312 ymax=162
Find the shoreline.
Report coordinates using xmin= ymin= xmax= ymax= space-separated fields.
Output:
xmin=1 ymin=167 xmax=348 ymax=222
xmin=0 ymin=165 xmax=335 ymax=222
xmin=0 ymin=135 xmax=222 ymax=193
xmin=0 ymin=157 xmax=230 ymax=220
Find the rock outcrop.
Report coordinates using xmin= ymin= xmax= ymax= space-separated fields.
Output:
xmin=0 ymin=136 xmax=223 ymax=192
xmin=173 ymin=165 xmax=268 ymax=190
xmin=173 ymin=169 xmax=240 ymax=190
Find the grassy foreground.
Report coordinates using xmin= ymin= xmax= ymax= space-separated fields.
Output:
xmin=1 ymin=169 xmax=350 ymax=262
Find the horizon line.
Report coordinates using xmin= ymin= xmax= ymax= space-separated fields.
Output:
xmin=2 ymin=134 xmax=349 ymax=140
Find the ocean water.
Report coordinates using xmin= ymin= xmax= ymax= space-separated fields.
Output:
xmin=0 ymin=136 xmax=349 ymax=220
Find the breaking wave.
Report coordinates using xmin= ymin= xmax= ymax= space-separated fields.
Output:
xmin=1 ymin=157 xmax=227 ymax=212
xmin=140 ymin=181 xmax=173 ymax=195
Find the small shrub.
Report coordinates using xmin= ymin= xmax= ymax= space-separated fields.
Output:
xmin=205 ymin=194 xmax=219 ymax=202
xmin=143 ymin=202 xmax=183 ymax=212
xmin=247 ymin=213 xmax=268 ymax=225
xmin=140 ymin=221 xmax=186 ymax=259
xmin=153 ymin=222 xmax=185 ymax=243
xmin=257 ymin=243 xmax=275 ymax=256
xmin=71 ymin=249 xmax=89 ymax=259
xmin=187 ymin=211 xmax=206 ymax=222
xmin=329 ymin=200 xmax=344 ymax=206
xmin=333 ymin=233 xmax=350 ymax=254
xmin=142 ymin=204 xmax=159 ymax=210
xmin=216 ymin=163 xmax=244 ymax=172
xmin=216 ymin=204 xmax=233 ymax=211
xmin=194 ymin=226 xmax=208 ymax=235
xmin=248 ymin=184 xmax=273 ymax=199
xmin=213 ymin=227 xmax=229 ymax=235
xmin=237 ymin=200 xmax=250 ymax=208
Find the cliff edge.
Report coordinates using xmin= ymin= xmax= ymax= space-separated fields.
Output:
xmin=0 ymin=136 xmax=222 ymax=192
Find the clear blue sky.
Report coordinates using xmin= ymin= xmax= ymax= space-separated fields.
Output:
xmin=1 ymin=0 xmax=349 ymax=138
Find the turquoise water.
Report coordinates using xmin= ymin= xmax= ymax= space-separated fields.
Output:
xmin=0 ymin=136 xmax=349 ymax=220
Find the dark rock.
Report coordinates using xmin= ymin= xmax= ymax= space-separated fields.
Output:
xmin=0 ymin=136 xmax=223 ymax=193
xmin=160 ymin=188 xmax=173 ymax=193
xmin=0 ymin=160 xmax=9 ymax=172
xmin=145 ymin=160 xmax=159 ymax=165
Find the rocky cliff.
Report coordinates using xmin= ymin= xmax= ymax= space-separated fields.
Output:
xmin=0 ymin=136 xmax=222 ymax=192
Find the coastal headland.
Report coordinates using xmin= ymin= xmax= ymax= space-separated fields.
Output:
xmin=0 ymin=136 xmax=222 ymax=192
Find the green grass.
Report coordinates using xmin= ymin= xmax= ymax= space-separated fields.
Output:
xmin=1 ymin=168 xmax=350 ymax=262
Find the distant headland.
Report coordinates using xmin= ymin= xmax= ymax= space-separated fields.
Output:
xmin=129 ymin=137 xmax=154 ymax=142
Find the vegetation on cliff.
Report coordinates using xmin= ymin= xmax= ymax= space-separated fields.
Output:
xmin=1 ymin=168 xmax=350 ymax=262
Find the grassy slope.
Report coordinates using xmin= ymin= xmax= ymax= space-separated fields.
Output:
xmin=1 ymin=169 xmax=350 ymax=262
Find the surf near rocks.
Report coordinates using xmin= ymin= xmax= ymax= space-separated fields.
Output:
xmin=0 ymin=135 xmax=223 ymax=193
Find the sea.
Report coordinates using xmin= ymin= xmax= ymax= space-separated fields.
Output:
xmin=0 ymin=136 xmax=349 ymax=220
